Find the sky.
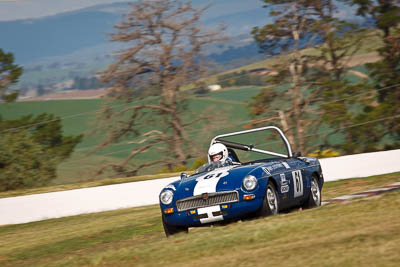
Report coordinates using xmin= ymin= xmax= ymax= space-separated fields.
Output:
xmin=0 ymin=0 xmax=126 ymax=21
xmin=0 ymin=0 xmax=265 ymax=22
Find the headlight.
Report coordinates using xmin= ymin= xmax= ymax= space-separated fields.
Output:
xmin=243 ymin=175 xmax=258 ymax=191
xmin=160 ymin=190 xmax=174 ymax=205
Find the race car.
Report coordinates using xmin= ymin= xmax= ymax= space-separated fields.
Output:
xmin=159 ymin=126 xmax=324 ymax=237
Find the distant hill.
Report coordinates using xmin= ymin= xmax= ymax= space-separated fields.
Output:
xmin=1 ymin=0 xmax=371 ymax=93
xmin=1 ymin=4 xmax=123 ymax=64
xmin=1 ymin=0 xmax=269 ymax=65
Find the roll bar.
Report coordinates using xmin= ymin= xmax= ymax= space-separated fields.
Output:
xmin=210 ymin=126 xmax=293 ymax=159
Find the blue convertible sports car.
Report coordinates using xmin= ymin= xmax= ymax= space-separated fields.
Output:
xmin=159 ymin=126 xmax=324 ymax=237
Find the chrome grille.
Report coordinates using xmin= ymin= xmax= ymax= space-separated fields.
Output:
xmin=176 ymin=191 xmax=239 ymax=212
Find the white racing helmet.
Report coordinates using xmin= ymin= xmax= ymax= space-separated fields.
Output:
xmin=208 ymin=143 xmax=228 ymax=163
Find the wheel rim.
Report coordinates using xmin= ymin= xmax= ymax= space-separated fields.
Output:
xmin=266 ymin=187 xmax=277 ymax=212
xmin=311 ymin=178 xmax=321 ymax=204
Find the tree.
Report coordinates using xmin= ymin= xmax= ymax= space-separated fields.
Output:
xmin=96 ymin=0 xmax=224 ymax=175
xmin=304 ymin=2 xmax=372 ymax=153
xmin=346 ymin=0 xmax=400 ymax=38
xmin=0 ymin=132 xmax=55 ymax=191
xmin=345 ymin=0 xmax=400 ymax=146
xmin=0 ymin=114 xmax=82 ymax=191
xmin=251 ymin=0 xmax=329 ymax=154
xmin=250 ymin=0 xmax=366 ymax=154
xmin=0 ymin=49 xmax=23 ymax=102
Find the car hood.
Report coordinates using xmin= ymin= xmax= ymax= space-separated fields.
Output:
xmin=172 ymin=164 xmax=262 ymax=199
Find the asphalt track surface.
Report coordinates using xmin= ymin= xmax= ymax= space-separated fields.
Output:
xmin=322 ymin=181 xmax=400 ymax=204
xmin=1 ymin=149 xmax=400 ymax=225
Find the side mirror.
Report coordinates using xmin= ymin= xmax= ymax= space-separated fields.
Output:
xmin=293 ymin=152 xmax=302 ymax=157
xmin=180 ymin=172 xmax=188 ymax=179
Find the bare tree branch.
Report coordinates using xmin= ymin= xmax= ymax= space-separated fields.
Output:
xmin=94 ymin=0 xmax=225 ymax=176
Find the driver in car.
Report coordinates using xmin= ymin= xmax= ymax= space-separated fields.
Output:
xmin=208 ymin=143 xmax=236 ymax=164
xmin=195 ymin=143 xmax=237 ymax=174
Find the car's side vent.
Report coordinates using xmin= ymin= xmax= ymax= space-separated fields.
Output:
xmin=176 ymin=191 xmax=239 ymax=212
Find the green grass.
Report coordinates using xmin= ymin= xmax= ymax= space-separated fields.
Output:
xmin=0 ymin=173 xmax=399 ymax=266
xmin=0 ymin=99 xmax=104 ymax=151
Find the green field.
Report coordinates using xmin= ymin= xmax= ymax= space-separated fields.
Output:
xmin=0 ymin=87 xmax=262 ymax=184
xmin=0 ymin=63 xmax=374 ymax=185
xmin=1 ymin=173 xmax=399 ymax=266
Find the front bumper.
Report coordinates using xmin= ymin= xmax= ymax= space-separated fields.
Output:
xmin=162 ymin=197 xmax=264 ymax=227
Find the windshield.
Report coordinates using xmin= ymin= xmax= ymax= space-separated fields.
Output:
xmin=195 ymin=159 xmax=233 ymax=174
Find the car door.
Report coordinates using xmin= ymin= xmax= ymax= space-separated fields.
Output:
xmin=285 ymin=159 xmax=308 ymax=206
xmin=277 ymin=171 xmax=291 ymax=209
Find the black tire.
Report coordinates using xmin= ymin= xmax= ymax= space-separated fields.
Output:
xmin=257 ymin=181 xmax=279 ymax=217
xmin=162 ymin=214 xmax=188 ymax=237
xmin=303 ymin=175 xmax=322 ymax=209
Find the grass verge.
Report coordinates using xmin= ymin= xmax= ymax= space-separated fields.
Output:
xmin=0 ymin=173 xmax=399 ymax=266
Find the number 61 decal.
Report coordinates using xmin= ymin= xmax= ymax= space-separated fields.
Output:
xmin=196 ymin=169 xmax=231 ymax=182
xmin=292 ymin=170 xmax=303 ymax=198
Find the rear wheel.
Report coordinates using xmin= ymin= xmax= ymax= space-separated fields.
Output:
xmin=303 ymin=175 xmax=321 ymax=208
xmin=257 ymin=181 xmax=279 ymax=217
xmin=162 ymin=214 xmax=188 ymax=237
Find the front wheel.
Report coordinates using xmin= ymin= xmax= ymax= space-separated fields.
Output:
xmin=162 ymin=214 xmax=188 ymax=237
xmin=303 ymin=175 xmax=321 ymax=209
xmin=257 ymin=181 xmax=279 ymax=217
